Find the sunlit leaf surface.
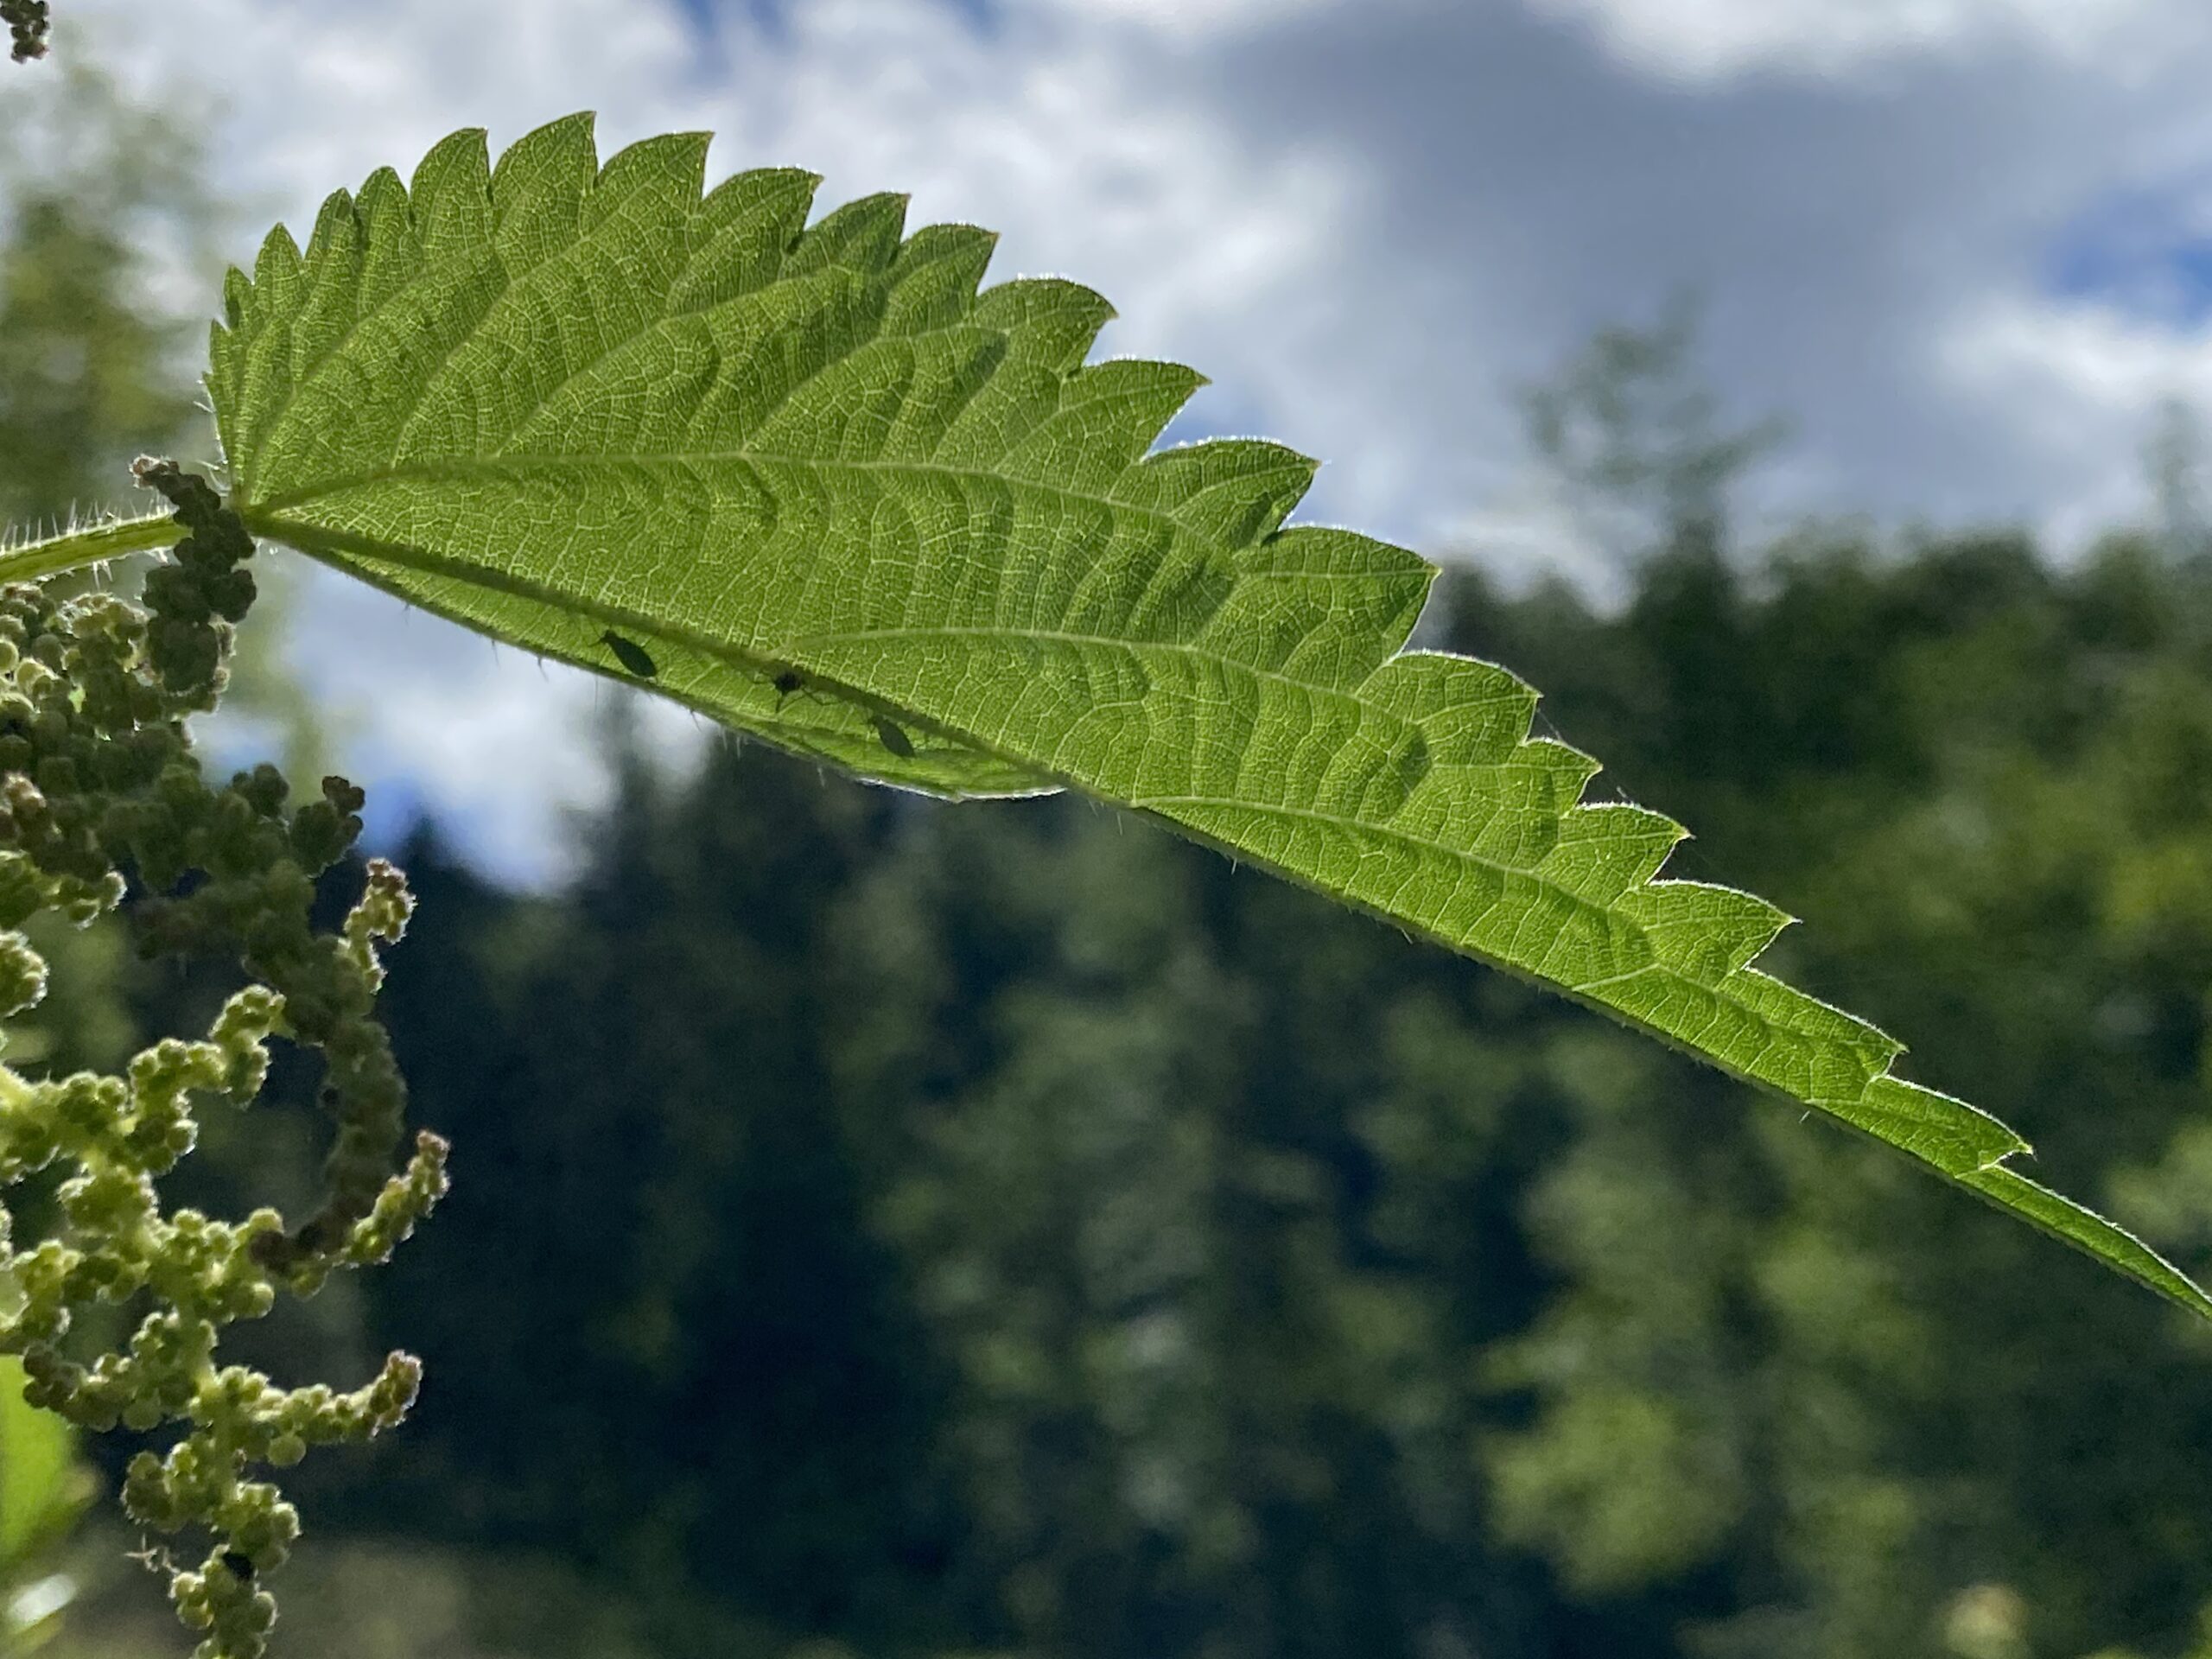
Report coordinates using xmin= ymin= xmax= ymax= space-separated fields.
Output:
xmin=207 ymin=114 xmax=2212 ymax=1322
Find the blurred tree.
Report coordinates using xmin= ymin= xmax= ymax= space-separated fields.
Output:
xmin=1520 ymin=294 xmax=1787 ymax=567
xmin=1444 ymin=524 xmax=2212 ymax=1659
xmin=2144 ymin=397 xmax=2212 ymax=565
xmin=0 ymin=37 xmax=330 ymax=790
xmin=830 ymin=788 xmax=1547 ymax=1659
xmin=355 ymin=715 xmax=969 ymax=1657
xmin=0 ymin=49 xmax=219 ymax=531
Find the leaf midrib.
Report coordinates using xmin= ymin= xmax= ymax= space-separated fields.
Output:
xmin=260 ymin=506 xmax=1689 ymax=1008
xmin=251 ymin=451 xmax=1258 ymax=557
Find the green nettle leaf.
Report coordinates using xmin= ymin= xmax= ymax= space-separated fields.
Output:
xmin=204 ymin=114 xmax=2211 ymax=1320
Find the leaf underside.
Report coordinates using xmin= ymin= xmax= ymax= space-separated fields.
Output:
xmin=205 ymin=113 xmax=2212 ymax=1322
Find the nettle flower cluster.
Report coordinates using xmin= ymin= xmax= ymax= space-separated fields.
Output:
xmin=0 ymin=461 xmax=445 ymax=1657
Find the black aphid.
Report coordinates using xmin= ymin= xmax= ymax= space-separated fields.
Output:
xmin=601 ymin=630 xmax=658 ymax=678
xmin=872 ymin=715 xmax=916 ymax=759
xmin=221 ymin=1550 xmax=256 ymax=1580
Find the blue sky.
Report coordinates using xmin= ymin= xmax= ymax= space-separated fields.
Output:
xmin=62 ymin=0 xmax=2212 ymax=880
xmin=2048 ymin=188 xmax=2212 ymax=326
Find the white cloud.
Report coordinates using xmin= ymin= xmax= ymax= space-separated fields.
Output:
xmin=84 ymin=0 xmax=707 ymax=202
xmin=1040 ymin=0 xmax=1347 ymax=44
xmin=1530 ymin=0 xmax=2202 ymax=83
xmin=1937 ymin=290 xmax=2212 ymax=544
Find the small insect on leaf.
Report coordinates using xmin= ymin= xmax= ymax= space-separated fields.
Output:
xmin=872 ymin=715 xmax=917 ymax=759
xmin=600 ymin=630 xmax=658 ymax=679
xmin=772 ymin=669 xmax=804 ymax=705
xmin=221 ymin=1550 xmax=256 ymax=1580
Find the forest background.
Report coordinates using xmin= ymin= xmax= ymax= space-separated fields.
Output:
xmin=10 ymin=24 xmax=2212 ymax=1659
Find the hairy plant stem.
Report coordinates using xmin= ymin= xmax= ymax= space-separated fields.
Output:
xmin=0 ymin=512 xmax=188 ymax=585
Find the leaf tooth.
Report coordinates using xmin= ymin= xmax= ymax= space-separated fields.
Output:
xmin=491 ymin=111 xmax=597 ymax=194
xmin=1114 ymin=439 xmax=1316 ymax=547
xmin=1246 ymin=526 xmax=1432 ymax=678
xmin=220 ymin=265 xmax=251 ymax=334
xmin=594 ymin=129 xmax=709 ymax=208
xmin=1955 ymin=1163 xmax=2212 ymax=1321
xmin=696 ymin=165 xmax=821 ymax=242
xmin=971 ymin=277 xmax=1115 ymax=372
xmin=1537 ymin=803 xmax=1685 ymax=906
xmin=206 ymin=318 xmax=235 ymax=391
xmin=353 ymin=168 xmax=419 ymax=320
xmin=488 ymin=112 xmax=599 ymax=267
xmin=407 ymin=127 xmax=493 ymax=257
xmin=1192 ymin=527 xmax=1429 ymax=689
xmin=582 ymin=131 xmax=710 ymax=254
xmin=1001 ymin=359 xmax=1205 ymax=494
xmin=924 ymin=281 xmax=1119 ymax=466
xmin=1851 ymin=1076 xmax=2026 ymax=1173
xmin=233 ymin=227 xmax=306 ymax=485
xmin=785 ymin=192 xmax=910 ymax=277
xmin=1510 ymin=736 xmax=1601 ymax=793
xmin=1359 ymin=652 xmax=1538 ymax=765
xmin=292 ymin=191 xmax=364 ymax=386
xmin=883 ymin=224 xmax=999 ymax=337
xmin=1615 ymin=880 xmax=1793 ymax=984
xmin=252 ymin=224 xmax=304 ymax=301
xmin=1719 ymin=971 xmax=1900 ymax=1095
xmin=672 ymin=169 xmax=821 ymax=315
xmin=302 ymin=188 xmax=357 ymax=266
xmin=892 ymin=219 xmax=995 ymax=277
xmin=1457 ymin=741 xmax=1599 ymax=868
xmin=211 ymin=257 xmax=258 ymax=466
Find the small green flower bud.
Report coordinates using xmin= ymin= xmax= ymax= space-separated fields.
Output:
xmin=0 ymin=931 xmax=45 ymax=1018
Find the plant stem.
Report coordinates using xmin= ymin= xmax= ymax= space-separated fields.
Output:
xmin=0 ymin=513 xmax=186 ymax=586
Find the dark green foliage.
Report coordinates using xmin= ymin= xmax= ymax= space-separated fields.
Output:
xmin=359 ymin=739 xmax=963 ymax=1652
